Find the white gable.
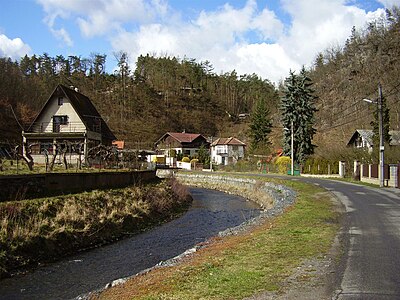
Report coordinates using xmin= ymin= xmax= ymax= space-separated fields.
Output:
xmin=35 ymin=95 xmax=86 ymax=133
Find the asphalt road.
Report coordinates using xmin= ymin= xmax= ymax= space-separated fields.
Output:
xmin=289 ymin=176 xmax=400 ymax=300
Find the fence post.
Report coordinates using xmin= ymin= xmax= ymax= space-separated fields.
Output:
xmin=353 ymin=160 xmax=360 ymax=180
xmin=389 ymin=165 xmax=397 ymax=188
xmin=339 ymin=161 xmax=345 ymax=178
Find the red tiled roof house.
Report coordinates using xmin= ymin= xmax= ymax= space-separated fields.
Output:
xmin=154 ymin=132 xmax=209 ymax=166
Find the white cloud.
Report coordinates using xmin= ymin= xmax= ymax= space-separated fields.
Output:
xmin=277 ymin=0 xmax=387 ymax=73
xmin=217 ymin=43 xmax=300 ymax=84
xmin=37 ymin=0 xmax=170 ymax=39
xmin=36 ymin=0 xmax=392 ymax=83
xmin=50 ymin=27 xmax=73 ymax=47
xmin=251 ymin=7 xmax=285 ymax=41
xmin=111 ymin=0 xmax=288 ymax=81
xmin=0 ymin=34 xmax=31 ymax=60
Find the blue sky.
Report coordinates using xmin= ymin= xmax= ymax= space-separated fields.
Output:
xmin=0 ymin=0 xmax=398 ymax=83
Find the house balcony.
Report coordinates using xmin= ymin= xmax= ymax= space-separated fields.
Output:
xmin=26 ymin=122 xmax=101 ymax=134
xmin=216 ymin=150 xmax=228 ymax=155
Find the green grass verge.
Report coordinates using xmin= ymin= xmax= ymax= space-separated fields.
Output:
xmin=99 ymin=176 xmax=340 ymax=300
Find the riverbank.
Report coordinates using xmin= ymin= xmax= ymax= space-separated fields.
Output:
xmin=0 ymin=178 xmax=192 ymax=278
xmin=94 ymin=173 xmax=341 ymax=299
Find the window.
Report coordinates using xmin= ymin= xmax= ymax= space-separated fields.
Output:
xmin=58 ymin=97 xmax=63 ymax=105
xmin=53 ymin=115 xmax=68 ymax=132
xmin=54 ymin=115 xmax=68 ymax=125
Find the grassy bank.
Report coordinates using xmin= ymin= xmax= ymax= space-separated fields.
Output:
xmin=0 ymin=178 xmax=191 ymax=278
xmin=96 ymin=176 xmax=341 ymax=299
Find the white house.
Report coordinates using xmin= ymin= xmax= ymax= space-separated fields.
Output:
xmin=347 ymin=129 xmax=400 ymax=153
xmin=211 ymin=137 xmax=246 ymax=165
xmin=22 ymin=84 xmax=116 ymax=164
xmin=154 ymin=132 xmax=209 ymax=166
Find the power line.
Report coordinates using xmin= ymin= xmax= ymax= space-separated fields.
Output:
xmin=317 ymin=83 xmax=400 ymax=133
xmin=319 ymin=115 xmax=370 ymax=133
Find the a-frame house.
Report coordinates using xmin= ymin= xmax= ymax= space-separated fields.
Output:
xmin=22 ymin=84 xmax=116 ymax=164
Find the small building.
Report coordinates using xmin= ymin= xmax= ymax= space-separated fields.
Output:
xmin=22 ymin=84 xmax=116 ymax=164
xmin=211 ymin=137 xmax=246 ymax=165
xmin=347 ymin=129 xmax=400 ymax=152
xmin=347 ymin=129 xmax=374 ymax=152
xmin=154 ymin=132 xmax=209 ymax=166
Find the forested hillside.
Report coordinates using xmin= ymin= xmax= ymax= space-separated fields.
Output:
xmin=309 ymin=7 xmax=400 ymax=157
xmin=0 ymin=53 xmax=278 ymax=148
xmin=0 ymin=7 xmax=399 ymax=157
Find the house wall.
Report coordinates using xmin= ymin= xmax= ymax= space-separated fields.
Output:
xmin=176 ymin=161 xmax=191 ymax=170
xmin=211 ymin=145 xmax=245 ymax=165
xmin=159 ymin=137 xmax=182 ymax=149
xmin=33 ymin=95 xmax=85 ymax=133
xmin=29 ymin=153 xmax=84 ymax=165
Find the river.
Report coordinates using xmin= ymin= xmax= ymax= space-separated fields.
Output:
xmin=0 ymin=188 xmax=261 ymax=299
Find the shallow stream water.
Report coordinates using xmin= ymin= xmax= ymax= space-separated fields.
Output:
xmin=0 ymin=187 xmax=260 ymax=299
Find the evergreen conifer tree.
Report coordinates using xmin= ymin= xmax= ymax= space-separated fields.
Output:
xmin=249 ymin=97 xmax=272 ymax=153
xmin=281 ymin=67 xmax=317 ymax=164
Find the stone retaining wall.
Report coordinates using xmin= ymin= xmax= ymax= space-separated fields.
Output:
xmin=0 ymin=170 xmax=156 ymax=202
xmin=175 ymin=172 xmax=296 ymax=212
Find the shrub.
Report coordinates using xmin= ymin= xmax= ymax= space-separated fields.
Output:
xmin=274 ymin=156 xmax=291 ymax=174
xmin=169 ymin=149 xmax=176 ymax=158
xmin=176 ymin=153 xmax=183 ymax=161
xmin=190 ymin=158 xmax=199 ymax=166
xmin=182 ymin=157 xmax=190 ymax=163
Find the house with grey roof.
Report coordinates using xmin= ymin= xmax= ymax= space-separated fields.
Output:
xmin=22 ymin=84 xmax=116 ymax=164
xmin=347 ymin=129 xmax=400 ymax=152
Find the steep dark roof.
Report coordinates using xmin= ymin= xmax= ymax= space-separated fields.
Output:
xmin=347 ymin=129 xmax=400 ymax=147
xmin=347 ymin=129 xmax=374 ymax=146
xmin=29 ymin=84 xmax=116 ymax=141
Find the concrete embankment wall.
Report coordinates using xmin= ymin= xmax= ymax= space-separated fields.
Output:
xmin=175 ymin=172 xmax=296 ymax=212
xmin=0 ymin=170 xmax=157 ymax=202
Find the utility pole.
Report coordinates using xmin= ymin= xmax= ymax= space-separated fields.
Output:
xmin=378 ymin=84 xmax=384 ymax=187
xmin=291 ymin=120 xmax=294 ymax=176
xmin=363 ymin=84 xmax=385 ymax=187
xmin=210 ymin=137 xmax=213 ymax=172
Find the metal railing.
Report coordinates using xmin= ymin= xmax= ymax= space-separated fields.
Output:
xmin=28 ymin=121 xmax=101 ymax=133
xmin=216 ymin=150 xmax=228 ymax=155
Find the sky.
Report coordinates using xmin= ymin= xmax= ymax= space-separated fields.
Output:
xmin=0 ymin=0 xmax=399 ymax=84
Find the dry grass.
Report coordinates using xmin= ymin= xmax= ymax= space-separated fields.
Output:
xmin=0 ymin=178 xmax=191 ymax=277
